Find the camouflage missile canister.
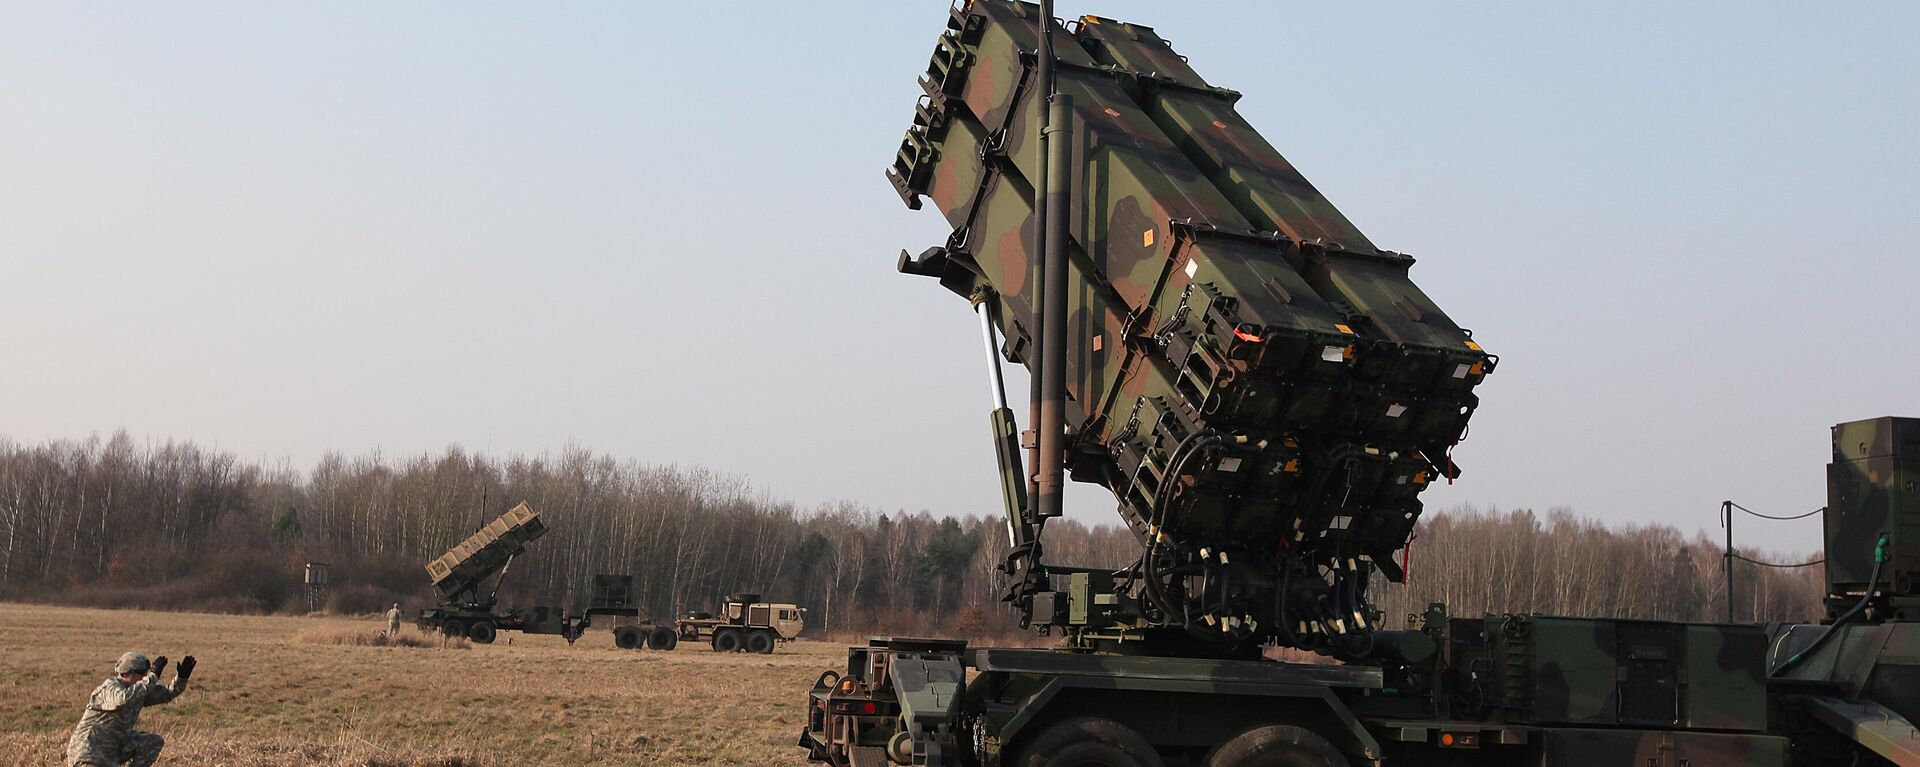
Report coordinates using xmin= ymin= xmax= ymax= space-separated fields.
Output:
xmin=425 ymin=502 xmax=548 ymax=603
xmin=893 ymin=1 xmax=1493 ymax=649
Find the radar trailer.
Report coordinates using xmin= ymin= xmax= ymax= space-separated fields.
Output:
xmin=798 ymin=2 xmax=1920 ymax=766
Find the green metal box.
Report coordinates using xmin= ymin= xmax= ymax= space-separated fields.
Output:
xmin=1483 ymin=616 xmax=1768 ymax=732
xmin=1827 ymin=417 xmax=1920 ymax=599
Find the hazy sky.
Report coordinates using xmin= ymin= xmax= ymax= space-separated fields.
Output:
xmin=4 ymin=3 xmax=1915 ymax=556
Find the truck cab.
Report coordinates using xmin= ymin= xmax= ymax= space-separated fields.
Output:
xmin=680 ymin=593 xmax=807 ymax=653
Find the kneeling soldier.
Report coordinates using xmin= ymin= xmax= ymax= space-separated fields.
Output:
xmin=66 ymin=652 xmax=196 ymax=767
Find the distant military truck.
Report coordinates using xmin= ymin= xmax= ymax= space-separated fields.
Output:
xmin=669 ymin=593 xmax=806 ymax=654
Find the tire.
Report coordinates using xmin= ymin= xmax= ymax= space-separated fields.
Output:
xmin=1204 ymin=725 xmax=1348 ymax=767
xmin=614 ymin=625 xmax=644 ymax=650
xmin=746 ymin=630 xmax=775 ymax=654
xmin=466 ymin=621 xmax=497 ymax=644
xmin=647 ymin=626 xmax=678 ymax=651
xmin=443 ymin=620 xmax=467 ymax=638
xmin=1010 ymin=717 xmax=1164 ymax=767
xmin=712 ymin=629 xmax=742 ymax=653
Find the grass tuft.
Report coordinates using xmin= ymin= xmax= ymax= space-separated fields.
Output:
xmin=294 ymin=626 xmax=469 ymax=650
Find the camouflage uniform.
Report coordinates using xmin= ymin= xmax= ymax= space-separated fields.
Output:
xmin=386 ymin=604 xmax=402 ymax=638
xmin=65 ymin=658 xmax=183 ymax=767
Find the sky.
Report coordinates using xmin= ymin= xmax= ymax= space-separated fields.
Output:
xmin=3 ymin=2 xmax=1915 ymax=557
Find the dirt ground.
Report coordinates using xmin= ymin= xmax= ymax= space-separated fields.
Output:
xmin=0 ymin=602 xmax=842 ymax=766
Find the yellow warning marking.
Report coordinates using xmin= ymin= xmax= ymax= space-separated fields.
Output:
xmin=1211 ymin=119 xmax=1226 ymax=129
xmin=1464 ymin=339 xmax=1483 ymax=351
xmin=1335 ymin=323 xmax=1355 ymax=335
xmin=1142 ymin=228 xmax=1154 ymax=248
xmin=1468 ymin=361 xmax=1485 ymax=376
xmin=1103 ymin=107 xmax=1121 ymax=118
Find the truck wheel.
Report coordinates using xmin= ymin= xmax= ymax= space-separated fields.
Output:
xmin=712 ymin=629 xmax=742 ymax=653
xmin=466 ymin=621 xmax=497 ymax=645
xmin=1010 ymin=716 xmax=1164 ymax=767
xmin=647 ymin=626 xmax=677 ymax=651
xmin=746 ymin=630 xmax=775 ymax=654
xmin=443 ymin=620 xmax=467 ymax=638
xmin=1204 ymin=725 xmax=1347 ymax=767
xmin=614 ymin=625 xmax=644 ymax=649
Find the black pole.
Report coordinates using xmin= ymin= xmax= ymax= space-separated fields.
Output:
xmin=1723 ymin=500 xmax=1734 ymax=623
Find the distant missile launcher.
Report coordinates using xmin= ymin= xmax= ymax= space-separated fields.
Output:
xmin=425 ymin=501 xmax=548 ymax=606
xmin=893 ymin=0 xmax=1492 ymax=651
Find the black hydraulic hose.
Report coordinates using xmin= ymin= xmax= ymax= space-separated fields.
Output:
xmin=1140 ymin=430 xmax=1220 ymax=622
xmin=1339 ymin=563 xmax=1365 ymax=633
xmin=1275 ymin=565 xmax=1301 ymax=647
xmin=1772 ymin=534 xmax=1888 ymax=676
xmin=1347 ymin=563 xmax=1373 ymax=632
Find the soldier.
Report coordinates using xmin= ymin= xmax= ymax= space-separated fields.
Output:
xmin=66 ymin=652 xmax=195 ymax=767
xmin=386 ymin=603 xmax=402 ymax=639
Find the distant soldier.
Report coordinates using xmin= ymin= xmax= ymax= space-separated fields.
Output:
xmin=66 ymin=652 xmax=195 ymax=767
xmin=386 ymin=603 xmax=403 ymax=639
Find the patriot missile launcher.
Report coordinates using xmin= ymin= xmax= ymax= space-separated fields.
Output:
xmin=798 ymin=2 xmax=1920 ymax=765
xmin=893 ymin=0 xmax=1491 ymax=657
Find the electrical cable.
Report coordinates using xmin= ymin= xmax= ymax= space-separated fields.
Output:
xmin=1771 ymin=535 xmax=1887 ymax=676
xmin=1728 ymin=502 xmax=1824 ymax=521
xmin=1730 ymin=553 xmax=1825 ymax=569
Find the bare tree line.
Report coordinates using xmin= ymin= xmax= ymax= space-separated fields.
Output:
xmin=0 ymin=432 xmax=1822 ymax=636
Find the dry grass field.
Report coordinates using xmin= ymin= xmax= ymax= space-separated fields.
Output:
xmin=0 ymin=602 xmax=844 ymax=766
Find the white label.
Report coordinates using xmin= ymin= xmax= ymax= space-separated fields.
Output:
xmin=1321 ymin=345 xmax=1346 ymax=363
xmin=1184 ymin=259 xmax=1199 ymax=278
xmin=1331 ymin=515 xmax=1353 ymax=530
xmin=1452 ymin=363 xmax=1472 ymax=379
xmin=1386 ymin=403 xmax=1407 ymax=418
xmin=1217 ymin=457 xmax=1243 ymax=473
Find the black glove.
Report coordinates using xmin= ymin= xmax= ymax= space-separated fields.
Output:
xmin=151 ymin=656 xmax=168 ymax=676
xmin=177 ymin=656 xmax=196 ymax=683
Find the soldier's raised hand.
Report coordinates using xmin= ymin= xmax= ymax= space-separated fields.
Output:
xmin=177 ymin=656 xmax=196 ymax=682
xmin=151 ymin=656 xmax=168 ymax=677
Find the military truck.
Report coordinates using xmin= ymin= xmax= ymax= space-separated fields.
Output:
xmin=798 ymin=2 xmax=1920 ymax=765
xmin=668 ymin=593 xmax=807 ymax=654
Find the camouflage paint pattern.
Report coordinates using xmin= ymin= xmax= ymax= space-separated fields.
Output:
xmin=1827 ymin=417 xmax=1920 ymax=601
xmin=889 ymin=0 xmax=1492 ymax=649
